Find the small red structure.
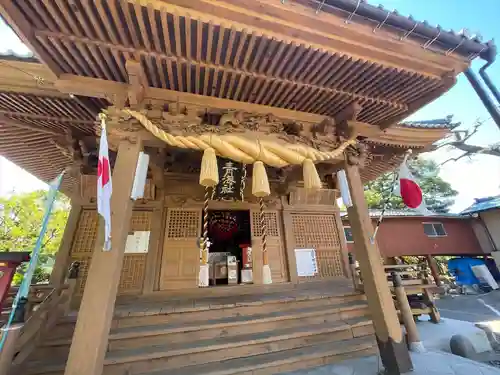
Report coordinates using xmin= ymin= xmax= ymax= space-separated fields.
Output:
xmin=0 ymin=252 xmax=31 ymax=313
xmin=341 ymin=210 xmax=487 ymax=258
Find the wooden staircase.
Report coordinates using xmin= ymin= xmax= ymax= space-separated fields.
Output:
xmin=14 ymin=281 xmax=377 ymax=375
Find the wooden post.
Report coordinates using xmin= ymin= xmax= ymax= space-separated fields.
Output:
xmin=333 ymin=202 xmax=351 ymax=279
xmin=426 ymin=255 xmax=442 ymax=286
xmin=345 ymin=163 xmax=412 ymax=374
xmin=61 ymin=262 xmax=80 ymax=315
xmin=142 ymin=204 xmax=165 ymax=293
xmin=0 ymin=324 xmax=23 ymax=375
xmin=49 ymin=203 xmax=82 ymax=287
xmin=392 ymin=272 xmax=425 ymax=353
xmin=348 ymin=253 xmax=360 ymax=290
xmin=64 ymin=138 xmax=142 ymax=375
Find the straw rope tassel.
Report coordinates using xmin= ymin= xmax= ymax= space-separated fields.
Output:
xmin=260 ymin=198 xmax=272 ymax=284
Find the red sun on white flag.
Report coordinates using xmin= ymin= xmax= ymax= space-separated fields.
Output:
xmin=396 ymin=160 xmax=431 ymax=215
xmin=97 ymin=121 xmax=113 ymax=251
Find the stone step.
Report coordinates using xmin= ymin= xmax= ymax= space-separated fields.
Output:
xmin=40 ymin=299 xmax=368 ymax=352
xmin=137 ymin=336 xmax=378 ymax=375
xmin=19 ymin=317 xmax=374 ymax=375
xmin=113 ymin=293 xmax=366 ymax=329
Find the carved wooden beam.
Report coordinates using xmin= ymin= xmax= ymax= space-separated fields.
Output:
xmin=125 ymin=60 xmax=148 ymax=107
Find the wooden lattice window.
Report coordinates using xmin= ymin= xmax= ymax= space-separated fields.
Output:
xmin=292 ymin=213 xmax=344 ymax=278
xmin=70 ymin=210 xmax=152 ymax=296
xmin=70 ymin=210 xmax=98 ymax=255
xmin=167 ymin=209 xmax=200 ymax=238
xmin=131 ymin=211 xmax=152 ymax=231
xmin=252 ymin=211 xmax=279 ymax=237
xmin=119 ymin=254 xmax=146 ymax=291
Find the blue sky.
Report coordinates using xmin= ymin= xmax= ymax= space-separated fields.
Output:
xmin=0 ymin=0 xmax=499 ymax=211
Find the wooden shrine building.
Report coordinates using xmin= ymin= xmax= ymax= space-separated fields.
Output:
xmin=0 ymin=1 xmax=493 ymax=375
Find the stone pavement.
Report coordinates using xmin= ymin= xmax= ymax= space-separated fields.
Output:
xmin=284 ymin=350 xmax=500 ymax=375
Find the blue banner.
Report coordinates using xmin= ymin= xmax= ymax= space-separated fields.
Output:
xmin=0 ymin=171 xmax=64 ymax=351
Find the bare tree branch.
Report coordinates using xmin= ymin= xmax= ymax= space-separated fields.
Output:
xmin=432 ymin=118 xmax=500 ymax=164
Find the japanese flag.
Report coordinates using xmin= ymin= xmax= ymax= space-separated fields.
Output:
xmin=97 ymin=121 xmax=112 ymax=251
xmin=396 ymin=159 xmax=431 ymax=216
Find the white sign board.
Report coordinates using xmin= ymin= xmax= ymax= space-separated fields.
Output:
xmin=295 ymin=248 xmax=318 ymax=277
xmin=125 ymin=231 xmax=151 ymax=253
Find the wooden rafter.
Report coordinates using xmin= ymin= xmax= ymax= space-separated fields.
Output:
xmin=0 ymin=111 xmax=95 ymax=125
xmin=0 ymin=0 xmax=459 ymax=128
xmin=34 ymin=30 xmax=410 ymax=110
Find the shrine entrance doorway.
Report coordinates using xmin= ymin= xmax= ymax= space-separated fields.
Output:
xmin=206 ymin=210 xmax=252 ymax=286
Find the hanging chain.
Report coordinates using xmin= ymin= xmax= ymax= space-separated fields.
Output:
xmin=259 ymin=198 xmax=268 ymax=266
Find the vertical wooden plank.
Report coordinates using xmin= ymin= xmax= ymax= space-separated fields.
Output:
xmin=64 ymin=138 xmax=142 ymax=375
xmin=49 ymin=202 xmax=82 ymax=287
xmin=282 ymin=209 xmax=298 ymax=283
xmin=142 ymin=204 xmax=166 ymax=293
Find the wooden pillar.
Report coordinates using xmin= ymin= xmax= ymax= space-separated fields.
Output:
xmin=426 ymin=255 xmax=442 ymax=286
xmin=392 ymin=272 xmax=424 ymax=352
xmin=49 ymin=202 xmax=82 ymax=287
xmin=64 ymin=138 xmax=142 ymax=375
xmin=345 ymin=163 xmax=412 ymax=374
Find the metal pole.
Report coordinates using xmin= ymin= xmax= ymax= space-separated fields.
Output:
xmin=464 ymin=68 xmax=500 ymax=130
xmin=479 ymin=65 xmax=500 ymax=105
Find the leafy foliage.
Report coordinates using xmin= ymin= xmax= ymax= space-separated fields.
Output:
xmin=364 ymin=157 xmax=458 ymax=213
xmin=0 ymin=191 xmax=70 ymax=284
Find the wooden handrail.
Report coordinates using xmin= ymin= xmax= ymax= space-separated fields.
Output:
xmin=12 ymin=278 xmax=78 ymax=366
xmin=4 ymin=262 xmax=81 ymax=369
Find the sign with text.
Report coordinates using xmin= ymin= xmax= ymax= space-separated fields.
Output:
xmin=124 ymin=231 xmax=151 ymax=253
xmin=212 ymin=158 xmax=246 ymax=201
xmin=294 ymin=248 xmax=318 ymax=277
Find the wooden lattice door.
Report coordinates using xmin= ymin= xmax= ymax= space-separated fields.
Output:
xmin=159 ymin=208 xmax=201 ymax=290
xmin=69 ymin=209 xmax=151 ymax=296
xmin=291 ymin=213 xmax=344 ymax=280
xmin=251 ymin=210 xmax=287 ymax=283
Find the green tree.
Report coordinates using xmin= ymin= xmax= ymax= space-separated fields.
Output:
xmin=0 ymin=191 xmax=70 ymax=284
xmin=364 ymin=157 xmax=458 ymax=213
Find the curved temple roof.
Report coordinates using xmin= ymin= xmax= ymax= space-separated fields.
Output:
xmin=0 ymin=0 xmax=491 ymax=193
xmin=309 ymin=0 xmax=492 ymax=59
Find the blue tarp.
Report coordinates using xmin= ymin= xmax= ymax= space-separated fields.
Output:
xmin=461 ymin=195 xmax=500 ymax=215
xmin=447 ymin=257 xmax=485 ymax=285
